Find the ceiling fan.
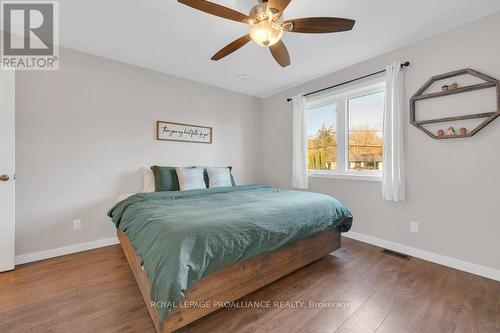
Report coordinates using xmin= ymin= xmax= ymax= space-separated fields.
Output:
xmin=178 ymin=0 xmax=355 ymax=68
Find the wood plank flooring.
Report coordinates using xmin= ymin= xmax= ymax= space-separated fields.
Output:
xmin=0 ymin=237 xmax=498 ymax=333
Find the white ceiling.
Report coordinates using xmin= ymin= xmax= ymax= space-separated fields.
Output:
xmin=58 ymin=0 xmax=500 ymax=97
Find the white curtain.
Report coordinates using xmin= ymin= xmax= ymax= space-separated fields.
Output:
xmin=382 ymin=62 xmax=406 ymax=202
xmin=292 ymin=94 xmax=309 ymax=189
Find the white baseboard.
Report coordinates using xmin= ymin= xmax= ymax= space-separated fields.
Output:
xmin=15 ymin=236 xmax=119 ymax=265
xmin=14 ymin=232 xmax=500 ymax=282
xmin=342 ymin=231 xmax=500 ymax=282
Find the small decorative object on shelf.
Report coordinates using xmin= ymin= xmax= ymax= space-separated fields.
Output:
xmin=437 ymin=129 xmax=445 ymax=137
xmin=410 ymin=68 xmax=500 ymax=139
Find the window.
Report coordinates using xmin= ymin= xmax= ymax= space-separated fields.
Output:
xmin=348 ymin=92 xmax=384 ymax=172
xmin=307 ymin=103 xmax=337 ymax=171
xmin=306 ymin=81 xmax=385 ymax=180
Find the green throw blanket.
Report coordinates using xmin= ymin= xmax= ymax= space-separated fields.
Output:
xmin=108 ymin=185 xmax=352 ymax=321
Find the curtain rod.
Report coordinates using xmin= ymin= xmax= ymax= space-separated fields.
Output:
xmin=286 ymin=61 xmax=410 ymax=102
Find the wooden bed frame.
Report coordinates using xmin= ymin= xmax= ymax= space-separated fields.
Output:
xmin=117 ymin=228 xmax=341 ymax=333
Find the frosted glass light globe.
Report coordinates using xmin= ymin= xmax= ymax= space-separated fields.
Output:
xmin=250 ymin=20 xmax=284 ymax=47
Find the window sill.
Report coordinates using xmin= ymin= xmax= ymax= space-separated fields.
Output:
xmin=309 ymin=172 xmax=383 ymax=182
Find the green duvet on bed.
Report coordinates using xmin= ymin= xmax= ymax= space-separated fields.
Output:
xmin=108 ymin=185 xmax=352 ymax=321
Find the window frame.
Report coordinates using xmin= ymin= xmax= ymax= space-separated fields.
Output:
xmin=306 ymin=79 xmax=385 ymax=181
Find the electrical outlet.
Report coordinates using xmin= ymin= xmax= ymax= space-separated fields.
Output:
xmin=410 ymin=221 xmax=419 ymax=233
xmin=73 ymin=219 xmax=82 ymax=231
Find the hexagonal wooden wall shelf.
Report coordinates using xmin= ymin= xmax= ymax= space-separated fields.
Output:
xmin=410 ymin=68 xmax=500 ymax=139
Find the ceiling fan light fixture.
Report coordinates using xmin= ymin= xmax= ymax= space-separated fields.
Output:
xmin=249 ymin=20 xmax=283 ymax=47
xmin=177 ymin=0 xmax=356 ymax=67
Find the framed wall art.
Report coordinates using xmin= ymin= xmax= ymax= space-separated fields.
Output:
xmin=156 ymin=121 xmax=212 ymax=144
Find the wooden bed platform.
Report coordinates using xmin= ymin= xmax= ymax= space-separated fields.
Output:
xmin=117 ymin=228 xmax=341 ymax=333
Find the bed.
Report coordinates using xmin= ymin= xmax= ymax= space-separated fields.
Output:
xmin=108 ymin=184 xmax=352 ymax=332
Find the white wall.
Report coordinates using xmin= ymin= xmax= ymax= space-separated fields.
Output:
xmin=15 ymin=48 xmax=262 ymax=256
xmin=14 ymin=13 xmax=500 ymax=273
xmin=262 ymin=12 xmax=500 ymax=271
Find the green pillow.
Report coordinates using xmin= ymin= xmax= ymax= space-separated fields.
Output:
xmin=151 ymin=166 xmax=236 ymax=191
xmin=203 ymin=167 xmax=236 ymax=187
xmin=151 ymin=166 xmax=180 ymax=192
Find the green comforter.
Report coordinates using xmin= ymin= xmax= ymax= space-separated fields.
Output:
xmin=108 ymin=185 xmax=352 ymax=321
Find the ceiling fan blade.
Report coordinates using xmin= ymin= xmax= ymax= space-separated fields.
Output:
xmin=267 ymin=0 xmax=292 ymax=16
xmin=178 ymin=0 xmax=253 ymax=24
xmin=211 ymin=34 xmax=251 ymax=61
xmin=283 ymin=17 xmax=355 ymax=33
xmin=269 ymin=40 xmax=291 ymax=68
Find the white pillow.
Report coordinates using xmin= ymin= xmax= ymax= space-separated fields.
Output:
xmin=142 ymin=166 xmax=155 ymax=193
xmin=116 ymin=193 xmax=136 ymax=204
xmin=176 ymin=167 xmax=206 ymax=191
xmin=206 ymin=167 xmax=232 ymax=188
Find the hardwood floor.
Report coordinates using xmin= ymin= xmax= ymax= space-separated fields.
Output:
xmin=1 ymin=238 xmax=498 ymax=333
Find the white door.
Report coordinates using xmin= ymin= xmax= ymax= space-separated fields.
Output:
xmin=0 ymin=69 xmax=15 ymax=272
